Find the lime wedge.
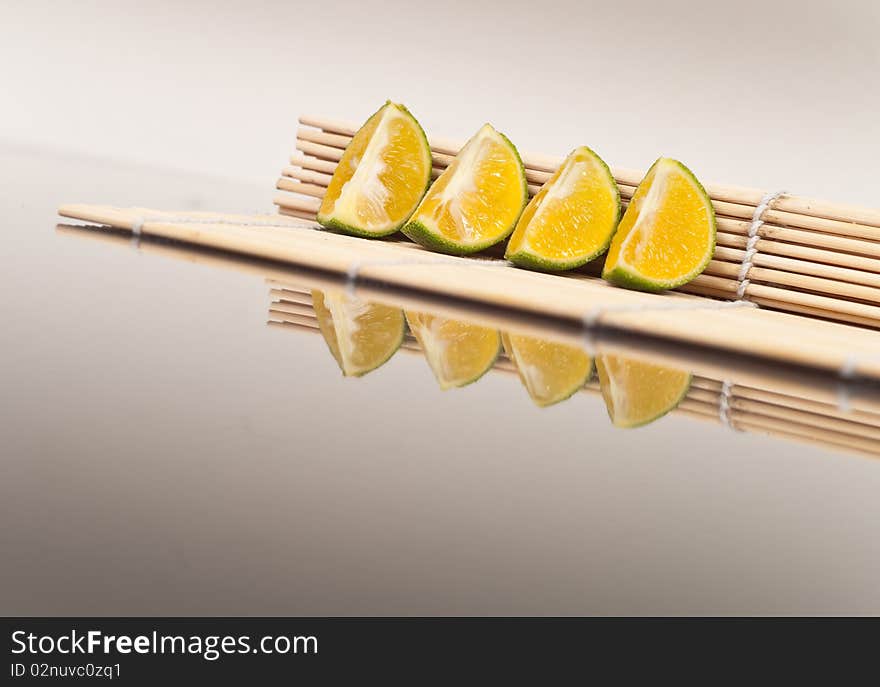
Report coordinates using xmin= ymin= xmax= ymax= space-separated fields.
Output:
xmin=596 ymin=355 xmax=691 ymax=428
xmin=602 ymin=158 xmax=715 ymax=291
xmin=313 ymin=289 xmax=404 ymax=376
xmin=502 ymin=333 xmax=592 ymax=407
xmin=405 ymin=312 xmax=500 ymax=389
xmin=506 ymin=146 xmax=620 ymax=271
xmin=403 ymin=124 xmax=527 ymax=254
xmin=317 ymin=101 xmax=432 ymax=237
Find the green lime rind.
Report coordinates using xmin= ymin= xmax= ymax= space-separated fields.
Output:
xmin=611 ymin=374 xmax=692 ymax=429
xmin=316 ymin=216 xmax=403 ymax=239
xmin=316 ymin=100 xmax=432 ymax=238
xmin=442 ymin=336 xmax=501 ymax=390
xmin=313 ymin=288 xmax=406 ymax=377
xmin=506 ymin=242 xmax=609 ymax=273
xmin=401 ymin=218 xmax=488 ymax=255
xmin=501 ymin=333 xmax=594 ymax=408
xmin=401 ymin=126 xmax=527 ymax=256
xmin=601 ymin=158 xmax=716 ymax=292
xmin=505 ymin=145 xmax=621 ymax=273
xmin=530 ymin=361 xmax=594 ymax=408
xmin=406 ymin=312 xmax=501 ymax=389
xmin=345 ymin=323 xmax=405 ymax=378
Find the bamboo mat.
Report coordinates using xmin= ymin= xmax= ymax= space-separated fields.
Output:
xmin=58 ymin=205 xmax=880 ymax=387
xmin=278 ymin=114 xmax=880 ymax=330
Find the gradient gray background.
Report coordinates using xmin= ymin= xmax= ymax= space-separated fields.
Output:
xmin=2 ymin=1 xmax=880 ymax=615
xmin=4 ymin=0 xmax=879 ymax=202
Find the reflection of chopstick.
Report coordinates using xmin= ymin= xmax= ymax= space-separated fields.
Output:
xmin=268 ymin=293 xmax=880 ymax=459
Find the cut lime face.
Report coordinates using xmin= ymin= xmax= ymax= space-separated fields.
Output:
xmin=502 ymin=333 xmax=593 ymax=407
xmin=405 ymin=311 xmax=500 ymax=389
xmin=595 ymin=354 xmax=691 ymax=428
xmin=602 ymin=158 xmax=715 ymax=292
xmin=317 ymin=101 xmax=432 ymax=237
xmin=313 ymin=289 xmax=405 ymax=376
xmin=505 ymin=146 xmax=620 ymax=272
xmin=403 ymin=124 xmax=527 ymax=255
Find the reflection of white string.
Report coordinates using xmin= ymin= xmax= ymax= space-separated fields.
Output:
xmin=735 ymin=190 xmax=787 ymax=301
xmin=130 ymin=216 xmax=145 ymax=248
xmin=718 ymin=380 xmax=739 ymax=431
xmin=837 ymin=354 xmax=859 ymax=414
xmin=581 ymin=299 xmax=757 ymax=354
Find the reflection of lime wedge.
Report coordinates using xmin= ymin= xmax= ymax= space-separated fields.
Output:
xmin=312 ymin=290 xmax=404 ymax=377
xmin=405 ymin=312 xmax=500 ymax=389
xmin=602 ymin=158 xmax=715 ymax=291
xmin=317 ymin=101 xmax=432 ymax=237
xmin=595 ymin=355 xmax=691 ymax=428
xmin=505 ymin=146 xmax=620 ymax=272
xmin=403 ymin=124 xmax=527 ymax=255
xmin=502 ymin=333 xmax=592 ymax=407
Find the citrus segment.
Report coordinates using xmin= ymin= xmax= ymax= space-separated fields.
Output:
xmin=502 ymin=333 xmax=593 ymax=407
xmin=317 ymin=101 xmax=431 ymax=237
xmin=602 ymin=158 xmax=715 ymax=291
xmin=402 ymin=124 xmax=527 ymax=255
xmin=405 ymin=312 xmax=500 ymax=389
xmin=505 ymin=146 xmax=620 ymax=271
xmin=312 ymin=289 xmax=405 ymax=377
xmin=595 ymin=355 xmax=691 ymax=428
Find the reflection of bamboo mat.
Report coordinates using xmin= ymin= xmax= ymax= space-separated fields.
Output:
xmin=268 ymin=287 xmax=880 ymax=460
xmin=56 ymin=206 xmax=880 ymax=387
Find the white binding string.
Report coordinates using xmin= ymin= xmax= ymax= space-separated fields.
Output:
xmin=345 ymin=258 xmax=450 ymax=298
xmin=837 ymin=353 xmax=859 ymax=414
xmin=129 ymin=214 xmax=318 ymax=232
xmin=130 ymin=216 xmax=145 ymax=248
xmin=581 ymin=299 xmax=757 ymax=355
xmin=735 ymin=190 xmax=787 ymax=301
xmin=718 ymin=381 xmax=739 ymax=431
xmin=344 ymin=256 xmax=511 ymax=298
xmin=126 ymin=213 xmax=318 ymax=249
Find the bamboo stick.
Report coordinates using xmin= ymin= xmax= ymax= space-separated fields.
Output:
xmin=711 ymin=246 xmax=880 ymax=288
xmin=297 ymin=114 xmax=880 ymax=229
xmin=676 ymin=406 xmax=880 ymax=460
